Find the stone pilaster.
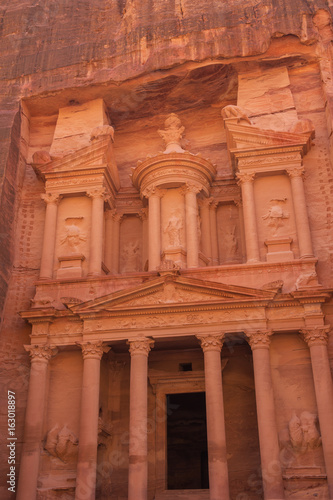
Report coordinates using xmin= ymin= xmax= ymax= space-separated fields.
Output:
xmin=184 ymin=184 xmax=200 ymax=268
xmin=40 ymin=193 xmax=61 ymax=279
xmin=87 ymin=188 xmax=107 ymax=276
xmin=237 ymin=172 xmax=260 ymax=263
xmin=209 ymin=200 xmax=219 ymax=265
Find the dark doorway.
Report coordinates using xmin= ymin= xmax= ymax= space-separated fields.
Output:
xmin=166 ymin=392 xmax=209 ymax=490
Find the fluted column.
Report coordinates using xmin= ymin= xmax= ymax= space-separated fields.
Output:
xmin=237 ymin=172 xmax=260 ymax=263
xmin=286 ymin=167 xmax=314 ymax=258
xmin=104 ymin=209 xmax=114 ymax=272
xmin=75 ymin=341 xmax=110 ymax=500
xmin=128 ymin=338 xmax=154 ymax=500
xmin=40 ymin=193 xmax=61 ymax=279
xmin=144 ymin=188 xmax=163 ymax=271
xmin=246 ymin=330 xmax=285 ymax=499
xmin=209 ymin=200 xmax=219 ymax=265
xmin=302 ymin=327 xmax=333 ymax=497
xmin=17 ymin=344 xmax=57 ymax=500
xmin=199 ymin=198 xmax=212 ymax=262
xmin=185 ymin=184 xmax=200 ymax=268
xmin=87 ymin=188 xmax=107 ymax=276
xmin=197 ymin=334 xmax=229 ymax=500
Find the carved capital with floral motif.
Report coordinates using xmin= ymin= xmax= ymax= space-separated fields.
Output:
xmin=236 ymin=172 xmax=256 ymax=185
xmin=246 ymin=330 xmax=272 ymax=350
xmin=41 ymin=193 xmax=61 ymax=205
xmin=25 ymin=344 xmax=58 ymax=363
xmin=286 ymin=166 xmax=305 ymax=179
xmin=128 ymin=338 xmax=154 ymax=357
xmin=86 ymin=187 xmax=107 ymax=200
xmin=197 ymin=334 xmax=225 ymax=352
xmin=301 ymin=326 xmax=330 ymax=347
xmin=142 ymin=186 xmax=166 ymax=199
xmin=78 ymin=341 xmax=110 ymax=360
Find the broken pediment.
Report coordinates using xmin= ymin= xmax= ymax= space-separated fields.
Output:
xmin=69 ymin=275 xmax=277 ymax=315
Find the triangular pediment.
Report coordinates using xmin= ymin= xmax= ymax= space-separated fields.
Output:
xmin=70 ymin=275 xmax=276 ymax=315
xmin=225 ymin=122 xmax=312 ymax=155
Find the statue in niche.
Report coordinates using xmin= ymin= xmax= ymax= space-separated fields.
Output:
xmin=158 ymin=113 xmax=185 ymax=153
xmin=164 ymin=211 xmax=183 ymax=247
xmin=122 ymin=240 xmax=140 ymax=272
xmin=222 ymin=225 xmax=238 ymax=261
xmin=61 ymin=218 xmax=86 ymax=254
xmin=289 ymin=411 xmax=321 ymax=452
xmin=262 ymin=198 xmax=289 ymax=237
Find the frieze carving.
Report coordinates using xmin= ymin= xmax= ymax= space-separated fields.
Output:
xmin=197 ymin=333 xmax=225 ymax=352
xmin=45 ymin=424 xmax=78 ymax=462
xmin=238 ymin=154 xmax=301 ymax=167
xmin=128 ymin=338 xmax=154 ymax=356
xmin=288 ymin=411 xmax=321 ymax=452
xmin=245 ymin=330 xmax=272 ymax=349
xmin=78 ymin=341 xmax=110 ymax=360
xmin=25 ymin=344 xmax=58 ymax=361
xmin=301 ymin=327 xmax=330 ymax=347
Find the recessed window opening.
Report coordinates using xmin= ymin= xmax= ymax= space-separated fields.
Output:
xmin=167 ymin=392 xmax=209 ymax=490
xmin=179 ymin=362 xmax=192 ymax=371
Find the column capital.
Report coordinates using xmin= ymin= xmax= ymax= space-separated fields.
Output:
xmin=24 ymin=344 xmax=58 ymax=362
xmin=138 ymin=208 xmax=148 ymax=221
xmin=236 ymin=171 xmax=256 ymax=184
xmin=197 ymin=197 xmax=211 ymax=209
xmin=86 ymin=187 xmax=107 ymax=200
xmin=142 ymin=186 xmax=166 ymax=199
xmin=286 ymin=166 xmax=305 ymax=178
xmin=183 ymin=183 xmax=201 ymax=195
xmin=208 ymin=198 xmax=219 ymax=210
xmin=128 ymin=337 xmax=154 ymax=357
xmin=110 ymin=209 xmax=123 ymax=223
xmin=197 ymin=333 xmax=225 ymax=352
xmin=78 ymin=341 xmax=110 ymax=360
xmin=301 ymin=326 xmax=330 ymax=347
xmin=245 ymin=330 xmax=272 ymax=350
xmin=41 ymin=192 xmax=61 ymax=205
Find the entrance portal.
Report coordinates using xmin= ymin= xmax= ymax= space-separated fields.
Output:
xmin=167 ymin=392 xmax=209 ymax=490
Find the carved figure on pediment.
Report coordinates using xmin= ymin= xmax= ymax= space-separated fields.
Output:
xmin=164 ymin=211 xmax=183 ymax=248
xmin=158 ymin=259 xmax=181 ymax=272
xmin=262 ymin=199 xmax=289 ymax=236
xmin=158 ymin=113 xmax=185 ymax=153
xmin=44 ymin=424 xmax=78 ymax=462
xmin=121 ymin=240 xmax=140 ymax=272
xmin=289 ymin=119 xmax=315 ymax=138
xmin=61 ymin=220 xmax=86 ymax=254
xmin=90 ymin=124 xmax=115 ymax=142
xmin=289 ymin=411 xmax=321 ymax=452
xmin=30 ymin=296 xmax=55 ymax=308
xmin=295 ymin=272 xmax=318 ymax=289
xmin=32 ymin=150 xmax=52 ymax=165
xmin=221 ymin=105 xmax=252 ymax=125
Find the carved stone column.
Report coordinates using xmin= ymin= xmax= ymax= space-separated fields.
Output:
xmin=140 ymin=209 xmax=149 ymax=270
xmin=237 ymin=173 xmax=260 ymax=262
xmin=197 ymin=334 xmax=230 ymax=500
xmin=144 ymin=188 xmax=163 ymax=271
xmin=87 ymin=188 xmax=107 ymax=276
xmin=199 ymin=198 xmax=212 ymax=262
xmin=104 ymin=209 xmax=114 ymax=272
xmin=209 ymin=200 xmax=219 ymax=265
xmin=185 ymin=184 xmax=200 ymax=268
xmin=246 ymin=331 xmax=285 ymax=500
xmin=235 ymin=200 xmax=246 ymax=262
xmin=302 ymin=327 xmax=333 ymax=497
xmin=286 ymin=167 xmax=314 ymax=258
xmin=111 ymin=211 xmax=122 ymax=274
xmin=17 ymin=344 xmax=57 ymax=500
xmin=40 ymin=193 xmax=61 ymax=279
xmin=75 ymin=341 xmax=110 ymax=500
xmin=128 ymin=338 xmax=154 ymax=500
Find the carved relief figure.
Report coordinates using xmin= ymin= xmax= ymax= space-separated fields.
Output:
xmin=262 ymin=198 xmax=289 ymax=236
xmin=44 ymin=424 xmax=78 ymax=462
xmin=222 ymin=225 xmax=238 ymax=261
xmin=61 ymin=218 xmax=86 ymax=254
xmin=121 ymin=240 xmax=140 ymax=272
xmin=289 ymin=411 xmax=321 ymax=452
xmin=164 ymin=211 xmax=183 ymax=248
